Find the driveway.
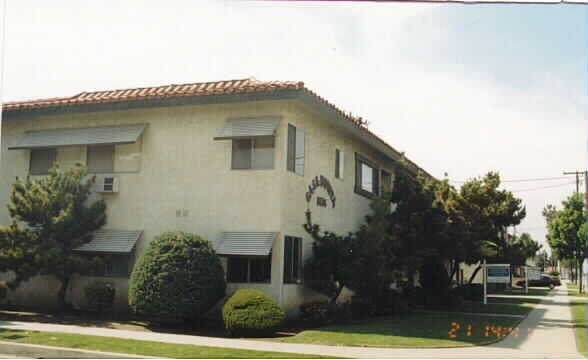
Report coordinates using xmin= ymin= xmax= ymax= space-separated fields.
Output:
xmin=0 ymin=283 xmax=582 ymax=358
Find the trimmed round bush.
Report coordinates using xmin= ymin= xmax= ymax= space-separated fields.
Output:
xmin=84 ymin=281 xmax=115 ymax=313
xmin=222 ymin=289 xmax=285 ymax=337
xmin=129 ymin=232 xmax=226 ymax=321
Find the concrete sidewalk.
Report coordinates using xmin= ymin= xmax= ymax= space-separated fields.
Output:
xmin=0 ymin=283 xmax=582 ymax=359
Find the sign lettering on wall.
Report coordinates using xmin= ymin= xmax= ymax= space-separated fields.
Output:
xmin=306 ymin=175 xmax=336 ymax=208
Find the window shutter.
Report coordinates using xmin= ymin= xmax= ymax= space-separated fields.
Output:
xmin=284 ymin=237 xmax=293 ymax=283
xmin=373 ymin=168 xmax=380 ymax=195
xmin=335 ymin=150 xmax=340 ymax=178
xmin=287 ymin=125 xmax=296 ymax=172
xmin=295 ymin=128 xmax=305 ymax=176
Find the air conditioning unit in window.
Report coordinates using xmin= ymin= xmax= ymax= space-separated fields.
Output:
xmin=92 ymin=175 xmax=119 ymax=193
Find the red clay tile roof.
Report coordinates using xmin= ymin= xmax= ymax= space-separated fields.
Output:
xmin=3 ymin=78 xmax=304 ymax=112
xmin=2 ymin=77 xmax=431 ymax=177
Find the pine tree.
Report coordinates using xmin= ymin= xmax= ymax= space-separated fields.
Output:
xmin=0 ymin=164 xmax=107 ymax=310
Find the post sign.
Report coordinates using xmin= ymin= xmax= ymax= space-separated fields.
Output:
xmin=486 ymin=265 xmax=511 ymax=284
xmin=528 ymin=268 xmax=541 ymax=281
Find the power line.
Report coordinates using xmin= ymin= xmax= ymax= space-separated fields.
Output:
xmin=509 ymin=181 xmax=577 ymax=193
xmin=449 ymin=176 xmax=570 ymax=184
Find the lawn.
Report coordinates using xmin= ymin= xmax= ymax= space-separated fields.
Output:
xmin=569 ymin=299 xmax=587 ymax=355
xmin=453 ymin=300 xmax=537 ymax=316
xmin=265 ymin=312 xmax=526 ymax=348
xmin=567 ymin=282 xmax=586 ymax=297
xmin=0 ymin=329 xmax=336 ymax=359
xmin=492 ymin=288 xmax=553 ymax=297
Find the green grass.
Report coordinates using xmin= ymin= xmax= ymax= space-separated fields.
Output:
xmin=0 ymin=329 xmax=336 ymax=359
xmin=567 ymin=282 xmax=586 ymax=297
xmin=492 ymin=288 xmax=553 ymax=297
xmin=455 ymin=300 xmax=535 ymax=316
xmin=264 ymin=312 xmax=524 ymax=348
xmin=569 ymin=299 xmax=587 ymax=355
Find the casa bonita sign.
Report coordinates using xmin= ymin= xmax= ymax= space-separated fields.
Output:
xmin=306 ymin=175 xmax=336 ymax=208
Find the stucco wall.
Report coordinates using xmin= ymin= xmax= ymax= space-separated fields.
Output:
xmin=0 ymin=98 xmax=397 ymax=315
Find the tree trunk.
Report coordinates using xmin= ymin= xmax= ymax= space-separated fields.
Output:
xmin=408 ymin=270 xmax=416 ymax=288
xmin=330 ymin=283 xmax=345 ymax=305
xmin=579 ymin=259 xmax=584 ymax=293
xmin=449 ymin=260 xmax=458 ymax=282
xmin=57 ymin=276 xmax=71 ymax=312
xmin=468 ymin=265 xmax=482 ymax=284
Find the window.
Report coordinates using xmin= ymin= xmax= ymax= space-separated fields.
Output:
xmin=29 ymin=148 xmax=56 ymax=175
xmin=81 ymin=254 xmax=132 ymax=277
xmin=381 ymin=170 xmax=392 ymax=193
xmin=231 ymin=138 xmax=274 ymax=170
xmin=226 ymin=257 xmax=271 ymax=283
xmin=287 ymin=124 xmax=305 ymax=176
xmin=355 ymin=154 xmax=379 ymax=197
xmin=87 ymin=145 xmax=115 ymax=173
xmin=283 ymin=236 xmax=302 ymax=284
xmin=335 ymin=149 xmax=344 ymax=179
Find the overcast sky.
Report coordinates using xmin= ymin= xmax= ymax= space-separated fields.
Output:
xmin=1 ymin=1 xmax=586 ymax=250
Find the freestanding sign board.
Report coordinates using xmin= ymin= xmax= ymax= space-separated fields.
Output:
xmin=486 ymin=265 xmax=511 ymax=283
xmin=483 ymin=263 xmax=511 ymax=304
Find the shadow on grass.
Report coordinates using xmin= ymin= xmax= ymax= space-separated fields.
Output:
xmin=0 ymin=308 xmax=231 ymax=339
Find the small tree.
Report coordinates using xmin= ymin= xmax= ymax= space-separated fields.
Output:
xmin=303 ymin=210 xmax=357 ymax=304
xmin=0 ymin=164 xmax=106 ymax=310
xmin=129 ymin=232 xmax=226 ymax=321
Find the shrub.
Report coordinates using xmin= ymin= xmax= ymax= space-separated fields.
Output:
xmin=455 ymin=284 xmax=484 ymax=301
xmin=299 ymin=301 xmax=351 ymax=327
xmin=84 ymin=281 xmax=115 ymax=313
xmin=0 ymin=281 xmax=7 ymax=301
xmin=402 ymin=286 xmax=428 ymax=307
xmin=223 ymin=289 xmax=285 ymax=337
xmin=129 ymin=232 xmax=226 ymax=321
xmin=374 ymin=288 xmax=412 ymax=315
xmin=351 ymin=296 xmax=376 ymax=319
xmin=548 ymin=271 xmax=560 ymax=277
xmin=419 ymin=262 xmax=451 ymax=296
xmin=440 ymin=291 xmax=464 ymax=308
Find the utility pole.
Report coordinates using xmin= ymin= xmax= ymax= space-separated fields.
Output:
xmin=563 ymin=170 xmax=586 ymax=292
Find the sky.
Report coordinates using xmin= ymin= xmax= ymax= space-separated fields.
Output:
xmin=0 ymin=0 xmax=586 ymax=251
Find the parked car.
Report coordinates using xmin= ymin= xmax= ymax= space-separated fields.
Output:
xmin=516 ymin=275 xmax=561 ymax=289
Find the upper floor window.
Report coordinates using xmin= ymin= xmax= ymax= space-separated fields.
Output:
xmin=231 ymin=137 xmax=274 ymax=170
xmin=335 ymin=149 xmax=344 ymax=179
xmin=381 ymin=169 xmax=392 ymax=193
xmin=287 ymin=124 xmax=305 ymax=176
xmin=355 ymin=154 xmax=379 ymax=197
xmin=30 ymin=148 xmax=57 ymax=175
xmin=87 ymin=145 xmax=115 ymax=173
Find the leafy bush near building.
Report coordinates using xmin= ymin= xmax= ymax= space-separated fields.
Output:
xmin=84 ymin=281 xmax=115 ymax=313
xmin=222 ymin=289 xmax=285 ymax=337
xmin=128 ymin=232 xmax=225 ymax=321
xmin=373 ymin=288 xmax=412 ymax=315
xmin=454 ymin=284 xmax=484 ymax=301
xmin=299 ymin=301 xmax=351 ymax=327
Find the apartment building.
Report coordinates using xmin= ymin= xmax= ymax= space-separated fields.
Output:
xmin=0 ymin=78 xmax=429 ymax=315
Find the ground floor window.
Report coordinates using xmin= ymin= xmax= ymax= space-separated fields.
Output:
xmin=79 ymin=254 xmax=133 ymax=277
xmin=227 ymin=256 xmax=271 ymax=283
xmin=284 ymin=236 xmax=302 ymax=284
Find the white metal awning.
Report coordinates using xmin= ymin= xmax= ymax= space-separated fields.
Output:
xmin=75 ymin=230 xmax=142 ymax=253
xmin=213 ymin=117 xmax=280 ymax=140
xmin=216 ymin=232 xmax=278 ymax=257
xmin=8 ymin=124 xmax=147 ymax=150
